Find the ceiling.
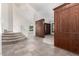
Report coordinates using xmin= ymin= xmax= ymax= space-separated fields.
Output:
xmin=14 ymin=3 xmax=64 ymax=23
xmin=29 ymin=3 xmax=63 ymax=21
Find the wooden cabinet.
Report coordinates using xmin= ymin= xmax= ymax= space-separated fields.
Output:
xmin=35 ymin=19 xmax=45 ymax=37
xmin=54 ymin=3 xmax=79 ymax=54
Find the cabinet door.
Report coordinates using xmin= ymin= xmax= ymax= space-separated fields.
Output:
xmin=59 ymin=9 xmax=70 ymax=32
xmin=57 ymin=9 xmax=71 ymax=48
xmin=69 ymin=5 xmax=79 ymax=53
xmin=69 ymin=5 xmax=79 ymax=32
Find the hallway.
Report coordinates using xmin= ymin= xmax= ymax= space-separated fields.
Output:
xmin=2 ymin=35 xmax=77 ymax=56
xmin=1 ymin=3 xmax=79 ymax=56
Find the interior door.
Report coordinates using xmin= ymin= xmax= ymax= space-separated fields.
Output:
xmin=35 ymin=19 xmax=45 ymax=37
xmin=44 ymin=23 xmax=50 ymax=35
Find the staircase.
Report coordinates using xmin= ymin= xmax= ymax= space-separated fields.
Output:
xmin=2 ymin=32 xmax=27 ymax=44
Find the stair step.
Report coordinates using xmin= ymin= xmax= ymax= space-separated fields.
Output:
xmin=2 ymin=34 xmax=23 ymax=37
xmin=2 ymin=32 xmax=21 ymax=35
xmin=2 ymin=37 xmax=27 ymax=43
xmin=2 ymin=32 xmax=24 ymax=37
xmin=2 ymin=38 xmax=26 ymax=45
xmin=2 ymin=32 xmax=27 ymax=44
xmin=2 ymin=35 xmax=25 ymax=40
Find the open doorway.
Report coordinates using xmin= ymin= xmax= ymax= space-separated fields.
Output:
xmin=35 ymin=18 xmax=54 ymax=45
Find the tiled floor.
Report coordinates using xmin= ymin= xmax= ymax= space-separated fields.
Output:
xmin=2 ymin=35 xmax=78 ymax=56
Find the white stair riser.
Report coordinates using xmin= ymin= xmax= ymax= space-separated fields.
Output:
xmin=2 ymin=35 xmax=25 ymax=40
xmin=2 ymin=32 xmax=27 ymax=43
xmin=2 ymin=37 xmax=26 ymax=42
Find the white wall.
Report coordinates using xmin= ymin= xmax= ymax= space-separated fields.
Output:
xmin=1 ymin=3 xmax=43 ymax=37
xmin=0 ymin=3 xmax=2 ymax=55
xmin=2 ymin=3 xmax=9 ymax=32
xmin=1 ymin=3 xmax=13 ymax=32
xmin=13 ymin=3 xmax=43 ymax=37
xmin=2 ymin=3 xmax=55 ymax=37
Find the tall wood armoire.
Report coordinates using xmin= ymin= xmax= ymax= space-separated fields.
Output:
xmin=35 ymin=19 xmax=45 ymax=37
xmin=54 ymin=3 xmax=79 ymax=54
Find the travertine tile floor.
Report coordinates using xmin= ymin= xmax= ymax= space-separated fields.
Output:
xmin=2 ymin=35 xmax=78 ymax=56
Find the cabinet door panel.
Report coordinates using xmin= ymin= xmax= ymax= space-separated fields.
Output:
xmin=69 ymin=5 xmax=79 ymax=32
xmin=59 ymin=9 xmax=70 ymax=32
